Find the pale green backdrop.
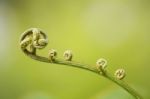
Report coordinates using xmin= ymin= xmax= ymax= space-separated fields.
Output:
xmin=0 ymin=0 xmax=149 ymax=99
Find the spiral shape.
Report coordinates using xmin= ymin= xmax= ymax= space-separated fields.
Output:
xmin=20 ymin=28 xmax=48 ymax=53
xmin=96 ymin=58 xmax=107 ymax=72
xmin=63 ymin=50 xmax=73 ymax=61
xmin=48 ymin=49 xmax=57 ymax=61
xmin=114 ymin=68 xmax=126 ymax=80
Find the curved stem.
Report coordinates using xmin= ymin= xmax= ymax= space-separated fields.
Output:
xmin=105 ymin=73 xmax=142 ymax=99
xmin=22 ymin=49 xmax=142 ymax=99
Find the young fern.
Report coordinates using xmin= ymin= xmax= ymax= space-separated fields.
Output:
xmin=19 ymin=28 xmax=142 ymax=99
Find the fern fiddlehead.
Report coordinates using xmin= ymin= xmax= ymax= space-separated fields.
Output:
xmin=20 ymin=28 xmax=142 ymax=99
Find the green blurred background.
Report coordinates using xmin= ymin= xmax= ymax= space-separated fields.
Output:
xmin=0 ymin=0 xmax=149 ymax=99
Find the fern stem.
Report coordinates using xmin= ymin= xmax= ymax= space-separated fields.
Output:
xmin=20 ymin=28 xmax=142 ymax=99
xmin=22 ymin=49 xmax=142 ymax=99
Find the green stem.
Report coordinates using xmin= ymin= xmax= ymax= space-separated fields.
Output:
xmin=22 ymin=49 xmax=142 ymax=99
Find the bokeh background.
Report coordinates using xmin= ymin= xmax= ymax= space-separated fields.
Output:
xmin=0 ymin=0 xmax=150 ymax=99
